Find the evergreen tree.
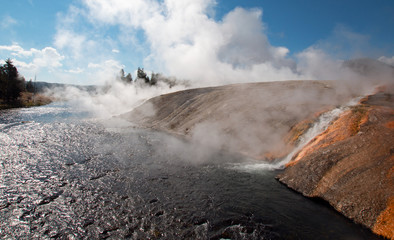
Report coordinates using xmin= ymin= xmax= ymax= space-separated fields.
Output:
xmin=137 ymin=67 xmax=150 ymax=84
xmin=26 ymin=79 xmax=35 ymax=93
xmin=0 ymin=66 xmax=5 ymax=99
xmin=0 ymin=59 xmax=25 ymax=101
xmin=150 ymin=72 xmax=160 ymax=85
xmin=125 ymin=73 xmax=132 ymax=83
xmin=118 ymin=69 xmax=133 ymax=84
xmin=119 ymin=69 xmax=125 ymax=80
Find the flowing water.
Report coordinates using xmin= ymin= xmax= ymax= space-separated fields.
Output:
xmin=0 ymin=103 xmax=383 ymax=239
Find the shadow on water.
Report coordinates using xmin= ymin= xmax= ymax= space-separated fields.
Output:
xmin=0 ymin=103 xmax=384 ymax=239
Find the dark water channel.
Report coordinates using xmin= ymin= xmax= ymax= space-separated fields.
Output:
xmin=0 ymin=103 xmax=383 ymax=239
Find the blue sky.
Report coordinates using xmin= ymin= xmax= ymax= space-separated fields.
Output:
xmin=0 ymin=0 xmax=393 ymax=85
xmin=217 ymin=0 xmax=394 ymax=54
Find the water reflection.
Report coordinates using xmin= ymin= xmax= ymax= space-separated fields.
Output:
xmin=0 ymin=104 xmax=382 ymax=239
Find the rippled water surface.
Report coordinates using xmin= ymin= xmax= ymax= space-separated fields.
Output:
xmin=0 ymin=103 xmax=382 ymax=239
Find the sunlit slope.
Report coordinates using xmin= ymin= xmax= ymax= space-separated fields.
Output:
xmin=122 ymin=80 xmax=351 ymax=159
xmin=122 ymin=80 xmax=393 ymax=238
xmin=277 ymin=90 xmax=394 ymax=239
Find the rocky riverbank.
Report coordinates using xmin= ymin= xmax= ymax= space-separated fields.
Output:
xmin=122 ymin=80 xmax=353 ymax=159
xmin=277 ymin=89 xmax=394 ymax=239
xmin=0 ymin=92 xmax=52 ymax=110
xmin=122 ymin=80 xmax=393 ymax=238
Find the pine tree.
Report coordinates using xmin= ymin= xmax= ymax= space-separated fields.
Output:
xmin=26 ymin=79 xmax=35 ymax=93
xmin=137 ymin=67 xmax=150 ymax=83
xmin=125 ymin=73 xmax=132 ymax=83
xmin=150 ymin=72 xmax=160 ymax=85
xmin=0 ymin=59 xmax=25 ymax=101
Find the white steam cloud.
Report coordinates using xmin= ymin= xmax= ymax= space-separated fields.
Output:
xmin=82 ymin=0 xmax=303 ymax=86
xmin=9 ymin=0 xmax=388 ymax=166
xmin=49 ymin=79 xmax=187 ymax=119
xmin=79 ymin=0 xmax=393 ymax=90
xmin=379 ymin=56 xmax=394 ymax=66
xmin=39 ymin=0 xmax=393 ymax=122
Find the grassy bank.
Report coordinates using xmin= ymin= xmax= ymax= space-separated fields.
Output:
xmin=0 ymin=92 xmax=52 ymax=110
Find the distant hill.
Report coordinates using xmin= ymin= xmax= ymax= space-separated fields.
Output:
xmin=121 ymin=80 xmax=353 ymax=159
xmin=343 ymin=58 xmax=394 ymax=77
xmin=33 ymin=82 xmax=98 ymax=93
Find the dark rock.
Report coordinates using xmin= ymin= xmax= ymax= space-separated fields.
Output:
xmin=277 ymin=91 xmax=394 ymax=239
xmin=89 ymin=173 xmax=106 ymax=180
xmin=38 ymin=191 xmax=64 ymax=206
xmin=0 ymin=202 xmax=11 ymax=210
xmin=149 ymin=199 xmax=158 ymax=204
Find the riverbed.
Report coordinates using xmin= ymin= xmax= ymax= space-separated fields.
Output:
xmin=0 ymin=103 xmax=382 ymax=239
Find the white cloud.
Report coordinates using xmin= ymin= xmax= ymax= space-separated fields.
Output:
xmin=1 ymin=15 xmax=18 ymax=29
xmin=296 ymin=47 xmax=343 ymax=80
xmin=0 ymin=44 xmax=33 ymax=57
xmin=378 ymin=56 xmax=394 ymax=66
xmin=0 ymin=44 xmax=64 ymax=69
xmin=86 ymin=59 xmax=124 ymax=83
xmin=0 ymin=44 xmax=64 ymax=81
xmin=87 ymin=63 xmax=101 ymax=68
xmin=53 ymin=2 xmax=129 ymax=84
xmin=2 ymin=0 xmax=381 ymax=87
xmin=32 ymin=47 xmax=64 ymax=68
xmin=54 ymin=0 xmax=387 ymax=87
xmin=12 ymin=59 xmax=36 ymax=70
xmin=312 ymin=24 xmax=375 ymax=59
xmin=83 ymin=0 xmax=160 ymax=27
xmin=81 ymin=0 xmax=302 ymax=86
xmin=88 ymin=59 xmax=124 ymax=70
xmin=54 ymin=4 xmax=105 ymax=62
xmin=54 ymin=29 xmax=87 ymax=59
xmin=66 ymin=67 xmax=84 ymax=74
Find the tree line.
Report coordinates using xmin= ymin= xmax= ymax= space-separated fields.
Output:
xmin=1 ymin=58 xmax=185 ymax=104
xmin=0 ymin=59 xmax=29 ymax=102
xmin=117 ymin=67 xmax=163 ymax=86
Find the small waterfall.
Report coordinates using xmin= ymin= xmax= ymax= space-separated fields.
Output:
xmin=273 ymin=107 xmax=344 ymax=169
xmin=275 ymin=97 xmax=361 ymax=168
xmin=231 ymin=97 xmax=361 ymax=172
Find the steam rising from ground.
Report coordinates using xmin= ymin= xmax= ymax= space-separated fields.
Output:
xmin=43 ymin=0 xmax=394 ymax=165
xmin=48 ymin=0 xmax=394 ymax=119
xmin=49 ymin=80 xmax=187 ymax=119
xmin=80 ymin=0 xmax=393 ymax=87
xmin=82 ymin=0 xmax=301 ymax=85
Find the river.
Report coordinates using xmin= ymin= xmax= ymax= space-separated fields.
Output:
xmin=0 ymin=103 xmax=382 ymax=239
